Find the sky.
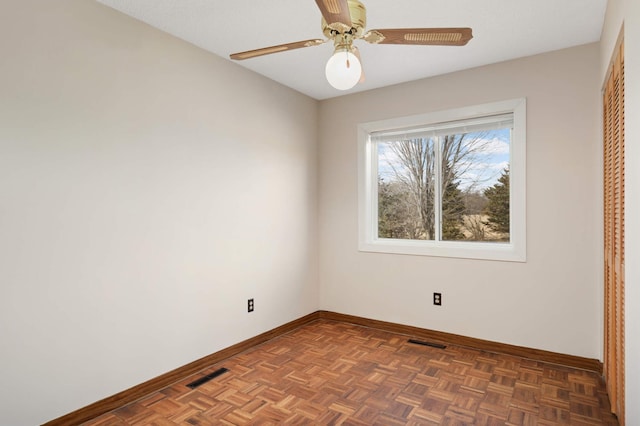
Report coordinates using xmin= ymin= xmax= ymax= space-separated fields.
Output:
xmin=377 ymin=127 xmax=510 ymax=192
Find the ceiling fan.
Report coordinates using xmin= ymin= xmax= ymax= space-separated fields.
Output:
xmin=229 ymin=0 xmax=473 ymax=91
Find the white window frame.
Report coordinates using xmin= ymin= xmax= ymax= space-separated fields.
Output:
xmin=357 ymin=98 xmax=526 ymax=262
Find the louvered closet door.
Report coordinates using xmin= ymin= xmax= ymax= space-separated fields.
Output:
xmin=603 ymin=39 xmax=624 ymax=425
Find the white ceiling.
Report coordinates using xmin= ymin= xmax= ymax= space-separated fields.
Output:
xmin=96 ymin=0 xmax=607 ymax=100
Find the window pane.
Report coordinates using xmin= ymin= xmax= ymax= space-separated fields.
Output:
xmin=440 ymin=128 xmax=511 ymax=242
xmin=377 ymin=138 xmax=436 ymax=240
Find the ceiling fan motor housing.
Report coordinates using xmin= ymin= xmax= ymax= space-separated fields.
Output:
xmin=322 ymin=0 xmax=366 ymax=40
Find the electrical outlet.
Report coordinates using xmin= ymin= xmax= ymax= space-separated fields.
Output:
xmin=433 ymin=292 xmax=442 ymax=306
xmin=248 ymin=298 xmax=254 ymax=312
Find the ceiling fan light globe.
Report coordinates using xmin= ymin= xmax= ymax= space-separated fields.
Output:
xmin=325 ymin=50 xmax=362 ymax=90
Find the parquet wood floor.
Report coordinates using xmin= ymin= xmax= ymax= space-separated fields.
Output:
xmin=84 ymin=320 xmax=618 ymax=425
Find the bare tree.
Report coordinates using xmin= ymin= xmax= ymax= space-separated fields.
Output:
xmin=385 ymin=139 xmax=436 ymax=239
xmin=463 ymin=215 xmax=487 ymax=241
xmin=378 ymin=178 xmax=423 ymax=239
xmin=462 ymin=190 xmax=488 ymax=215
xmin=381 ymin=132 xmax=496 ymax=240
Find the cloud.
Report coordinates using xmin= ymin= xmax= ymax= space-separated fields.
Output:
xmin=457 ymin=160 xmax=509 ymax=191
xmin=479 ymin=137 xmax=510 ymax=155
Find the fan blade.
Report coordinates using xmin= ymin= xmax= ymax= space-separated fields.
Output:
xmin=230 ymin=39 xmax=326 ymax=60
xmin=315 ymin=0 xmax=352 ymax=32
xmin=363 ymin=28 xmax=472 ymax=46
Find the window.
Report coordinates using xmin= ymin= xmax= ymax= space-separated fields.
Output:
xmin=358 ymin=98 xmax=526 ymax=261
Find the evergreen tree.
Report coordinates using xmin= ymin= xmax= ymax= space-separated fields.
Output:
xmin=441 ymin=162 xmax=465 ymax=240
xmin=484 ymin=167 xmax=510 ymax=235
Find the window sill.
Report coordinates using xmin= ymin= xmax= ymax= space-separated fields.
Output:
xmin=359 ymin=239 xmax=526 ymax=262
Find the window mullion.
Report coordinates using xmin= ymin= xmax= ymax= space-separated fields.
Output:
xmin=434 ymin=136 xmax=442 ymax=242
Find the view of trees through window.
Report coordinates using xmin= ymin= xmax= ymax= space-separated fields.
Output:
xmin=376 ymin=124 xmax=511 ymax=243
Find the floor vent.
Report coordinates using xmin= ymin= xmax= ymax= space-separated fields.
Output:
xmin=408 ymin=339 xmax=447 ymax=349
xmin=186 ymin=367 xmax=229 ymax=389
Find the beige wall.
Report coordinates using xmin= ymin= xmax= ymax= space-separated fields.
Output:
xmin=0 ymin=1 xmax=318 ymax=424
xmin=318 ymin=44 xmax=601 ymax=359
xmin=601 ymin=0 xmax=640 ymax=423
xmin=1 ymin=0 xmax=631 ymax=424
